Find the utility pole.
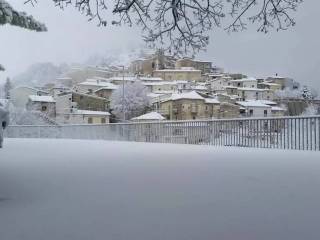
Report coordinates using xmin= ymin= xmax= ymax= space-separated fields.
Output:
xmin=121 ymin=65 xmax=125 ymax=122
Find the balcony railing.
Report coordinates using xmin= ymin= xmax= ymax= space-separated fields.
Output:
xmin=5 ymin=116 xmax=320 ymax=151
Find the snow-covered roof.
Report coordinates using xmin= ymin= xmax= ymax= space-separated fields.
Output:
xmin=192 ymin=85 xmax=207 ymax=90
xmin=139 ymin=77 xmax=163 ymax=81
xmin=147 ymin=93 xmax=166 ymax=98
xmin=204 ymin=98 xmax=220 ymax=104
xmin=170 ymin=91 xmax=204 ymax=101
xmin=271 ymin=106 xmax=286 ymax=111
xmin=259 ymin=82 xmax=281 ymax=86
xmin=142 ymin=81 xmax=177 ymax=86
xmin=237 ymin=87 xmax=265 ymax=92
xmin=268 ymin=75 xmax=287 ymax=79
xmin=255 ymin=100 xmax=278 ymax=105
xmin=230 ymin=77 xmax=257 ymax=82
xmin=29 ymin=95 xmax=56 ymax=103
xmin=131 ymin=112 xmax=165 ymax=121
xmin=153 ymin=90 xmax=175 ymax=95
xmin=154 ymin=68 xmax=201 ymax=72
xmin=73 ymin=110 xmax=110 ymax=116
xmin=79 ymin=80 xmax=118 ymax=89
xmin=236 ymin=101 xmax=272 ymax=108
xmin=108 ymin=77 xmax=137 ymax=82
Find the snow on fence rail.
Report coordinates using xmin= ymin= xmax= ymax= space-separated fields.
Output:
xmin=5 ymin=116 xmax=320 ymax=151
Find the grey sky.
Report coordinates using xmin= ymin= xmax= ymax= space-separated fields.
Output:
xmin=0 ymin=1 xmax=319 ymax=90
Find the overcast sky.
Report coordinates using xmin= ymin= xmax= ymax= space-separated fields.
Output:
xmin=0 ymin=1 xmax=319 ymax=90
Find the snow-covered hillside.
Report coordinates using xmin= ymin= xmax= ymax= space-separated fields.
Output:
xmin=1 ymin=139 xmax=320 ymax=240
xmin=12 ymin=62 xmax=69 ymax=86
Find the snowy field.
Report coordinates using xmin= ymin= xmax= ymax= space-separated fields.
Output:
xmin=1 ymin=139 xmax=320 ymax=240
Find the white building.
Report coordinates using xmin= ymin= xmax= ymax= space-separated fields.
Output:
xmin=236 ymin=101 xmax=272 ymax=118
xmin=26 ymin=95 xmax=56 ymax=118
xmin=230 ymin=77 xmax=258 ymax=88
xmin=56 ymin=110 xmax=110 ymax=124
xmin=131 ymin=112 xmax=165 ymax=122
xmin=74 ymin=79 xmax=118 ymax=95
xmin=210 ymin=76 xmax=232 ymax=92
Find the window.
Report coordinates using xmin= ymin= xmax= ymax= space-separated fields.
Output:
xmin=237 ymin=83 xmax=241 ymax=87
xmin=101 ymin=118 xmax=106 ymax=124
xmin=88 ymin=117 xmax=93 ymax=124
xmin=41 ymin=106 xmax=47 ymax=112
xmin=249 ymin=109 xmax=253 ymax=116
xmin=264 ymin=110 xmax=268 ymax=117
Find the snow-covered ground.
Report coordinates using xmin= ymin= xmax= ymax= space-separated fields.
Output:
xmin=1 ymin=139 xmax=320 ymax=240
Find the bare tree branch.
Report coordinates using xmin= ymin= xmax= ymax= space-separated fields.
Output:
xmin=25 ymin=0 xmax=304 ymax=55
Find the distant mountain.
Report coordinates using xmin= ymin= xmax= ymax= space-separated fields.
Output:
xmin=12 ymin=62 xmax=70 ymax=87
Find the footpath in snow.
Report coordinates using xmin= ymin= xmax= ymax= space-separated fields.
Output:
xmin=0 ymin=139 xmax=320 ymax=240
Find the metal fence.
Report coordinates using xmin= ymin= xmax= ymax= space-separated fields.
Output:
xmin=5 ymin=116 xmax=320 ymax=151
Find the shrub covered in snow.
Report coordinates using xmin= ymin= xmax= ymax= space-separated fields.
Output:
xmin=275 ymin=86 xmax=319 ymax=100
xmin=301 ymin=104 xmax=319 ymax=116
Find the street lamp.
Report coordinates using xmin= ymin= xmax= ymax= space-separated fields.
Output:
xmin=119 ymin=65 xmax=125 ymax=122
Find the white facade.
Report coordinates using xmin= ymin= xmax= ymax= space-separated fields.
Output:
xmin=237 ymin=101 xmax=272 ymax=118
xmin=74 ymin=79 xmax=117 ymax=94
xmin=55 ymin=93 xmax=76 ymax=114
xmin=210 ymin=77 xmax=232 ymax=92
xmin=230 ymin=78 xmax=258 ymax=88
xmin=56 ymin=110 xmax=110 ymax=124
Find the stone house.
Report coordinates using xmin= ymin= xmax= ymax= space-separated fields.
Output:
xmin=56 ymin=91 xmax=109 ymax=115
xmin=258 ymin=82 xmax=282 ymax=91
xmin=74 ymin=79 xmax=117 ymax=99
xmin=175 ymin=58 xmax=212 ymax=74
xmin=229 ymin=77 xmax=258 ymax=88
xmin=265 ymin=75 xmax=297 ymax=90
xmin=158 ymin=91 xmax=226 ymax=120
xmin=56 ymin=110 xmax=110 ymax=124
xmin=26 ymin=95 xmax=56 ymax=118
xmin=236 ymin=101 xmax=272 ymax=118
xmin=129 ymin=51 xmax=176 ymax=76
xmin=153 ymin=67 xmax=202 ymax=81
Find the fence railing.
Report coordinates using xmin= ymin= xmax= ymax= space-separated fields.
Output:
xmin=5 ymin=116 xmax=320 ymax=151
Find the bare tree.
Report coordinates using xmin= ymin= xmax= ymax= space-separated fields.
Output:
xmin=34 ymin=0 xmax=303 ymax=55
xmin=0 ymin=0 xmax=47 ymax=71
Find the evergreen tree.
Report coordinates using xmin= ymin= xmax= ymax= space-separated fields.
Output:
xmin=4 ymin=77 xmax=12 ymax=99
xmin=0 ymin=0 xmax=47 ymax=71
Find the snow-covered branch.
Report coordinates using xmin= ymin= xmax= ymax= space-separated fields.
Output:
xmin=44 ymin=0 xmax=303 ymax=55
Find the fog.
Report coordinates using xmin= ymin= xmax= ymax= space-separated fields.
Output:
xmin=0 ymin=0 xmax=319 ymax=90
